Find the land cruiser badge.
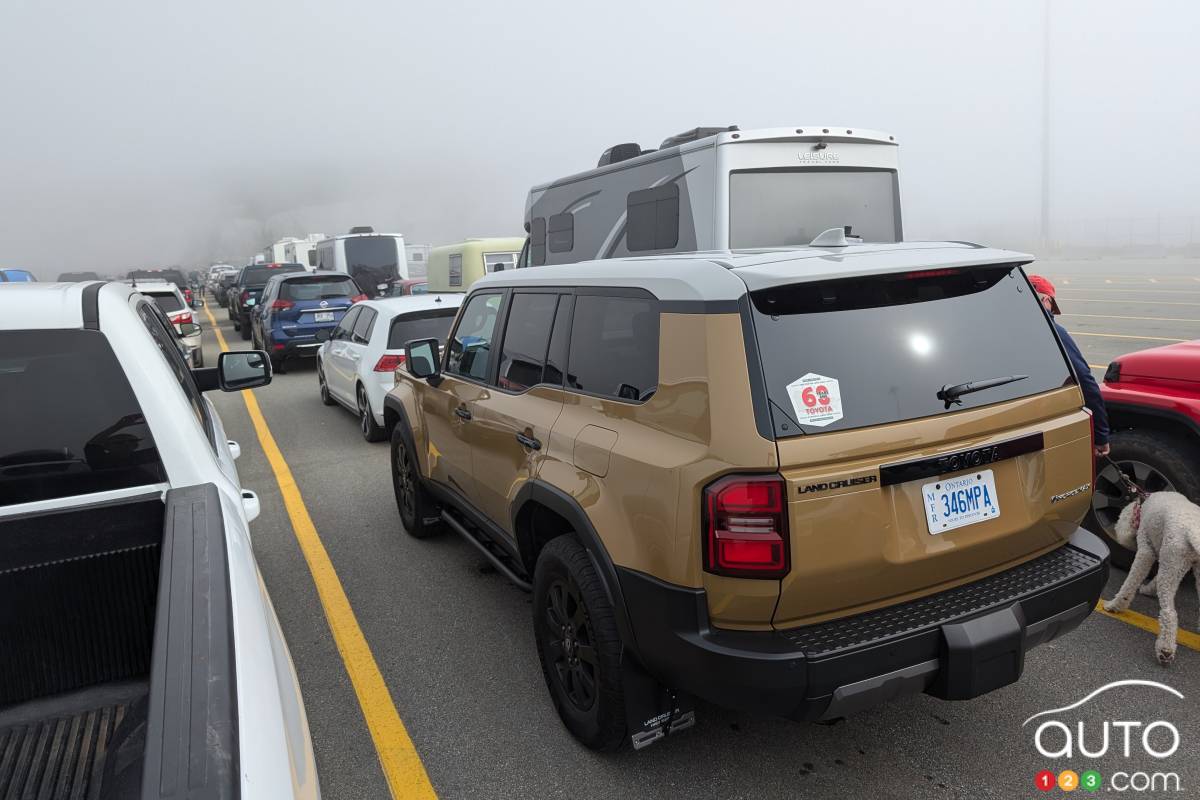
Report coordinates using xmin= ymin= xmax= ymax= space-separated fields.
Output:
xmin=786 ymin=373 xmax=843 ymax=427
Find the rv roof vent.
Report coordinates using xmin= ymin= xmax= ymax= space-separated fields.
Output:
xmin=349 ymin=225 xmax=375 ymax=234
xmin=597 ymin=143 xmax=642 ymax=167
xmin=659 ymin=125 xmax=739 ymax=150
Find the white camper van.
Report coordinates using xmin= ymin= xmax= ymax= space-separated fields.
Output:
xmin=262 ymin=237 xmax=300 ymax=264
xmin=315 ymin=227 xmax=408 ymax=297
xmin=520 ymin=125 xmax=901 ymax=266
xmin=284 ymin=234 xmax=326 ymax=271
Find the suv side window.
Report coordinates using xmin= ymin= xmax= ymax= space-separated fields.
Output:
xmin=496 ymin=292 xmax=559 ymax=392
xmin=566 ymin=294 xmax=659 ymax=402
xmin=136 ymin=300 xmax=215 ymax=444
xmin=353 ymin=307 xmax=377 ymax=344
xmin=334 ymin=306 xmax=361 ymax=341
xmin=542 ymin=295 xmax=573 ymax=386
xmin=446 ymin=292 xmax=504 ymax=382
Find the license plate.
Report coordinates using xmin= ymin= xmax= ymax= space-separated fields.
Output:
xmin=314 ymin=311 xmax=335 ymax=322
xmin=922 ymin=469 xmax=1000 ymax=535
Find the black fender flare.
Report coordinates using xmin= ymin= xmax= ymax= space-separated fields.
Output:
xmin=511 ymin=480 xmax=640 ymax=660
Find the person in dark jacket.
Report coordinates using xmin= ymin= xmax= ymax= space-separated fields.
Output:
xmin=1028 ymin=274 xmax=1110 ymax=456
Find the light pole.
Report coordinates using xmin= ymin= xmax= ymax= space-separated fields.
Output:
xmin=1040 ymin=0 xmax=1052 ymax=254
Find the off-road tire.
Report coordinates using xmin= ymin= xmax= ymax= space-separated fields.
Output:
xmin=358 ymin=386 xmax=386 ymax=442
xmin=533 ymin=535 xmax=627 ymax=751
xmin=318 ymin=367 xmax=336 ymax=406
xmin=390 ymin=424 xmax=442 ymax=538
xmin=1087 ymin=429 xmax=1200 ymax=569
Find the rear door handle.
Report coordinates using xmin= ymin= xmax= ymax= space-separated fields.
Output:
xmin=454 ymin=406 xmax=472 ymax=421
xmin=515 ymin=432 xmax=541 ymax=450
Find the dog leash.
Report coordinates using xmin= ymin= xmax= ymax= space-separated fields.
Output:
xmin=1102 ymin=454 xmax=1150 ymax=530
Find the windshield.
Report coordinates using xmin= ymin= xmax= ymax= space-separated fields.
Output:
xmin=729 ymin=169 xmax=899 ymax=247
xmin=241 ymin=263 xmax=306 ymax=287
xmin=345 ymin=236 xmax=400 ymax=297
xmin=281 ymin=277 xmax=357 ymax=301
xmin=146 ymin=292 xmax=183 ymax=313
xmin=749 ymin=265 xmax=1072 ymax=437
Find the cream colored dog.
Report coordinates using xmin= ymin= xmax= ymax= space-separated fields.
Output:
xmin=1103 ymin=492 xmax=1200 ymax=665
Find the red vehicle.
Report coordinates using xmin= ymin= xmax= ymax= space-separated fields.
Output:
xmin=1088 ymin=340 xmax=1200 ymax=566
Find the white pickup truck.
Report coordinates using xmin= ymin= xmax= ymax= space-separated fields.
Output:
xmin=0 ymin=282 xmax=319 ymax=798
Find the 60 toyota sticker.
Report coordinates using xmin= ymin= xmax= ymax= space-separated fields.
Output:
xmin=786 ymin=373 xmax=843 ymax=427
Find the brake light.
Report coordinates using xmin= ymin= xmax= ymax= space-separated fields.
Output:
xmin=271 ymin=299 xmax=294 ymax=310
xmin=240 ymin=290 xmax=250 ymax=303
xmin=703 ymin=474 xmax=789 ymax=579
xmin=351 ymin=293 xmax=368 ymax=303
xmin=374 ymin=353 xmax=406 ymax=372
xmin=273 ymin=343 xmax=285 ymax=351
xmin=176 ymin=312 xmax=193 ymax=325
xmin=904 ymin=268 xmax=957 ymax=280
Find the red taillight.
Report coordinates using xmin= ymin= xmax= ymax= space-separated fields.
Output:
xmin=273 ymin=343 xmax=285 ymax=351
xmin=240 ymin=290 xmax=250 ymax=302
xmin=184 ymin=288 xmax=193 ymax=302
xmin=351 ymin=293 xmax=368 ymax=303
xmin=373 ymin=353 xmax=406 ymax=372
xmin=271 ymin=299 xmax=294 ymax=310
xmin=176 ymin=312 xmax=193 ymax=325
xmin=703 ymin=474 xmax=789 ymax=579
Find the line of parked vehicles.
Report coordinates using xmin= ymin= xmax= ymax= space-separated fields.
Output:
xmin=1 ymin=124 xmax=1198 ymax=797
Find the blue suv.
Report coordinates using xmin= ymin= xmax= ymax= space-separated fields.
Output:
xmin=251 ymin=271 xmax=363 ymax=372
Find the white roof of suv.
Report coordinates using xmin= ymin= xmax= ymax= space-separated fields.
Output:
xmin=471 ymin=241 xmax=1033 ymax=302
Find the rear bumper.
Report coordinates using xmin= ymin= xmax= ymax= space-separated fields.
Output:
xmin=618 ymin=527 xmax=1109 ymax=720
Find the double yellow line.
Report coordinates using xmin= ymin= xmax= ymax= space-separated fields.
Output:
xmin=203 ymin=302 xmax=436 ymax=799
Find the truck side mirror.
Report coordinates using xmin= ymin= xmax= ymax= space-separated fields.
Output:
xmin=405 ymin=338 xmax=442 ymax=384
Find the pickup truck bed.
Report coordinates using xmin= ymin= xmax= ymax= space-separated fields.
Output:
xmin=0 ymin=486 xmax=237 ymax=799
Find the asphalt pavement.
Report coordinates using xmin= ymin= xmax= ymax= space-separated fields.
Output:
xmin=201 ymin=258 xmax=1200 ymax=799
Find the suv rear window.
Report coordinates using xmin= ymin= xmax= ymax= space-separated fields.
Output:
xmin=280 ymin=277 xmax=357 ymax=301
xmin=387 ymin=308 xmax=459 ymax=349
xmin=241 ymin=264 xmax=306 ymax=286
xmin=145 ymin=292 xmax=183 ymax=313
xmin=749 ymin=265 xmax=1072 ymax=437
xmin=0 ymin=330 xmax=167 ymax=505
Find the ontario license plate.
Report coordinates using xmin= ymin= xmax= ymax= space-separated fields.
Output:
xmin=922 ymin=469 xmax=1000 ymax=535
xmin=314 ymin=311 xmax=335 ymax=322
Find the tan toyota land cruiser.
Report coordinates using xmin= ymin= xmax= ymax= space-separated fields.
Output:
xmin=382 ymin=241 xmax=1110 ymax=751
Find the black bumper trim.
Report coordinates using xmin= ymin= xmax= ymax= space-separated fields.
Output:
xmin=618 ymin=527 xmax=1109 ymax=720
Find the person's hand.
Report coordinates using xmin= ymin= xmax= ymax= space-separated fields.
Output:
xmin=1094 ymin=443 xmax=1110 ymax=457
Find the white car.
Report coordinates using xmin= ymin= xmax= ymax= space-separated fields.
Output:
xmin=317 ymin=294 xmax=463 ymax=441
xmin=0 ymin=282 xmax=318 ymax=798
xmin=130 ymin=279 xmax=204 ymax=367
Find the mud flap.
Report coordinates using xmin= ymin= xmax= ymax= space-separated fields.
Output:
xmin=622 ymin=657 xmax=695 ymax=750
xmin=928 ymin=603 xmax=1026 ymax=701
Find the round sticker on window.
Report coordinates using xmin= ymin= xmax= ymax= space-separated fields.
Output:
xmin=786 ymin=373 xmax=843 ymax=427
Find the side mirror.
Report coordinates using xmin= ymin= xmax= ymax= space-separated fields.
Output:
xmin=218 ymin=350 xmax=272 ymax=391
xmin=405 ymin=338 xmax=441 ymax=382
xmin=315 ymin=327 xmax=332 ymax=342
xmin=178 ymin=321 xmax=201 ymax=337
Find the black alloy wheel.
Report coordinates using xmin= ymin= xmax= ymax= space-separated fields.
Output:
xmin=543 ymin=577 xmax=600 ymax=712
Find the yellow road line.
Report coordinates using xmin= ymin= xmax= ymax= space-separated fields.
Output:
xmin=204 ymin=300 xmax=437 ymax=799
xmin=1071 ymin=331 xmax=1185 ymax=343
xmin=1060 ymin=312 xmax=1200 ymax=323
xmin=1094 ymin=602 xmax=1200 ymax=653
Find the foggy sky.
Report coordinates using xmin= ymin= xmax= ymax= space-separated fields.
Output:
xmin=2 ymin=0 xmax=1198 ymax=276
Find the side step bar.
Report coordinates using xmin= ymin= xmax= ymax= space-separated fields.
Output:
xmin=440 ymin=511 xmax=532 ymax=591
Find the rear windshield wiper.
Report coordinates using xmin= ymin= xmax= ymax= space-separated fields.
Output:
xmin=937 ymin=374 xmax=1028 ymax=409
